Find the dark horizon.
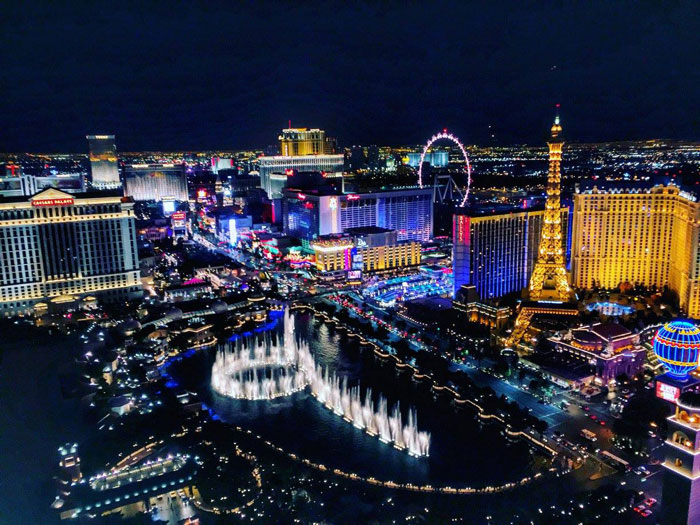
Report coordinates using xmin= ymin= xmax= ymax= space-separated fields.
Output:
xmin=1 ymin=1 xmax=698 ymax=152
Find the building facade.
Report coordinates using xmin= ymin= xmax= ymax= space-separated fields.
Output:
xmin=279 ymin=128 xmax=328 ymax=156
xmin=21 ymin=172 xmax=86 ymax=195
xmin=547 ymin=323 xmax=646 ymax=386
xmin=0 ymin=165 xmax=23 ymax=197
xmin=258 ymin=155 xmax=344 ymax=199
xmin=211 ymin=157 xmax=235 ymax=174
xmin=571 ymin=184 xmax=700 ymax=319
xmin=661 ymin=392 xmax=700 ymax=525
xmin=0 ymin=189 xmax=142 ymax=316
xmin=283 ymin=187 xmax=433 ymax=246
xmin=407 ymin=151 xmax=449 ymax=168
xmin=452 ymin=207 xmax=569 ymax=299
xmin=2 ymin=169 xmax=85 ymax=197
xmin=123 ymin=163 xmax=189 ymax=202
xmin=86 ymin=135 xmax=121 ymax=190
xmin=310 ymin=229 xmax=420 ymax=274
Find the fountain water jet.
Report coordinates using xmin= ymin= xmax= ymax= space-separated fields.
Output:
xmin=211 ymin=309 xmax=431 ymax=457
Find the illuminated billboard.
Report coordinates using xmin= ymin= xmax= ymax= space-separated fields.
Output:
xmin=229 ymin=218 xmax=238 ymax=245
xmin=347 ymin=270 xmax=362 ymax=283
xmin=171 ymin=211 xmax=187 ymax=228
xmin=162 ymin=199 xmax=176 ymax=215
xmin=656 ymin=381 xmax=680 ymax=402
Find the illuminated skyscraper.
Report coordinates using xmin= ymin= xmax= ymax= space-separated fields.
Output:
xmin=86 ymin=135 xmax=121 ymax=190
xmin=258 ymin=155 xmax=344 ymax=199
xmin=279 ymin=128 xmax=327 ymax=156
xmin=528 ymin=108 xmax=571 ymax=300
xmin=283 ymin=187 xmax=433 ymax=246
xmin=123 ymin=163 xmax=188 ymax=202
xmin=453 ymin=206 xmax=569 ymax=299
xmin=0 ymin=188 xmax=142 ymax=316
xmin=260 ymin=127 xmax=344 ymax=200
xmin=571 ymin=183 xmax=700 ymax=319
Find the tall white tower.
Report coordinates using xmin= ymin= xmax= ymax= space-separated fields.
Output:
xmin=86 ymin=135 xmax=121 ymax=190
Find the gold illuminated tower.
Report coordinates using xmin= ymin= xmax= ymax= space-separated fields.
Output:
xmin=528 ymin=107 xmax=571 ymax=300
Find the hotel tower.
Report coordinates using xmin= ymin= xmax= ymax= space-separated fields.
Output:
xmin=571 ymin=183 xmax=700 ymax=319
xmin=0 ymin=188 xmax=142 ymax=316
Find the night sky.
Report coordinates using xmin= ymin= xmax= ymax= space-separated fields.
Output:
xmin=1 ymin=1 xmax=698 ymax=152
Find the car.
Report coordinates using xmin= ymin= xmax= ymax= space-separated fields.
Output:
xmin=641 ymin=509 xmax=653 ymax=518
xmin=599 ymin=420 xmax=606 ymax=426
xmin=590 ymin=414 xmax=597 ymax=420
xmin=645 ymin=497 xmax=657 ymax=506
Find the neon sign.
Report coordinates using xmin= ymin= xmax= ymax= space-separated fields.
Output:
xmin=656 ymin=381 xmax=680 ymax=402
xmin=32 ymin=197 xmax=74 ymax=207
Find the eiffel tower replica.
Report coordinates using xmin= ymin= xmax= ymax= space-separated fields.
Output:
xmin=528 ymin=106 xmax=571 ymax=300
xmin=506 ymin=106 xmax=577 ymax=350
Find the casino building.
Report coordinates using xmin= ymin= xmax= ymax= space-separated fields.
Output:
xmin=547 ymin=322 xmax=646 ymax=387
xmin=662 ymin=391 xmax=700 ymax=525
xmin=310 ymin=227 xmax=421 ymax=274
xmin=0 ymin=189 xmax=142 ymax=316
xmin=256 ymin=127 xmax=343 ymax=199
xmin=571 ymin=183 xmax=700 ymax=319
xmin=452 ymin=205 xmax=570 ymax=299
xmin=259 ymin=155 xmax=344 ymax=199
xmin=123 ymin=163 xmax=189 ymax=202
xmin=283 ymin=187 xmax=433 ymax=247
xmin=86 ymin=135 xmax=121 ymax=190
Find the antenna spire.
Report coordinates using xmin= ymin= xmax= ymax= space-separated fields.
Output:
xmin=551 ymin=104 xmax=562 ymax=139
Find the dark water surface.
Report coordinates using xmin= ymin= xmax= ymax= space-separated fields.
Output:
xmin=170 ymin=312 xmax=537 ymax=488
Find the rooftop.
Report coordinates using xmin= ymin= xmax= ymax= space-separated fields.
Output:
xmin=590 ymin=323 xmax=632 ymax=341
xmin=0 ymin=187 xmax=124 ymax=204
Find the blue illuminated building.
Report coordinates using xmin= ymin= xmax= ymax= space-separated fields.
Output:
xmin=452 ymin=205 xmax=569 ymax=299
xmin=283 ymin=187 xmax=433 ymax=248
xmin=407 ymin=151 xmax=449 ymax=168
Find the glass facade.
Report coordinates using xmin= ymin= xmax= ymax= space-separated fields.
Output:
xmin=407 ymin=151 xmax=449 ymax=168
xmin=340 ymin=189 xmax=433 ymax=242
xmin=123 ymin=164 xmax=188 ymax=202
xmin=258 ymin=155 xmax=344 ymax=199
xmin=453 ymin=208 xmax=569 ymax=299
xmin=86 ymin=135 xmax=121 ymax=189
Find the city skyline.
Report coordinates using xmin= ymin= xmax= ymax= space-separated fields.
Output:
xmin=1 ymin=2 xmax=699 ymax=152
xmin=3 ymin=3 xmax=700 ymax=524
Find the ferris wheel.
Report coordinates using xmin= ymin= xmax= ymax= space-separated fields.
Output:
xmin=417 ymin=131 xmax=472 ymax=207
